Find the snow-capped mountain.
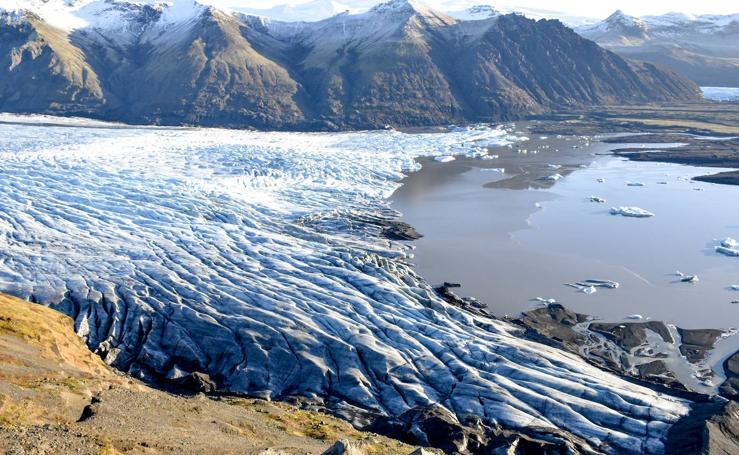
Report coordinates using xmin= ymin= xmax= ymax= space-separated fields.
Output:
xmin=0 ymin=0 xmax=701 ymax=128
xmin=578 ymin=10 xmax=739 ymax=86
xmin=445 ymin=3 xmax=597 ymax=27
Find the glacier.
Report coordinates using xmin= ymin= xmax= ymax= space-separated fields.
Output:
xmin=0 ymin=115 xmax=692 ymax=453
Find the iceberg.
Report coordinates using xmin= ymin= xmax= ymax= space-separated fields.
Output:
xmin=716 ymin=238 xmax=739 ymax=256
xmin=610 ymin=207 xmax=655 ymax=218
xmin=731 ymin=285 xmax=739 ymax=291
xmin=680 ymin=275 xmax=699 ymax=283
xmin=539 ymin=173 xmax=563 ymax=181
xmin=434 ymin=155 xmax=456 ymax=162
xmin=580 ymin=279 xmax=620 ymax=289
xmin=716 ymin=246 xmax=739 ymax=257
xmin=627 ymin=182 xmax=645 ymax=187
xmin=589 ymin=196 xmax=606 ymax=203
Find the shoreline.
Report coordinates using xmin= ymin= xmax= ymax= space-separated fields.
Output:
xmin=389 ymin=121 xmax=739 ymax=400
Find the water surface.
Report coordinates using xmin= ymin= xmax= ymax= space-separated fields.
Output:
xmin=392 ymin=127 xmax=739 ymax=332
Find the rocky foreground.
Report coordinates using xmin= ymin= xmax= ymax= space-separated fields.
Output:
xmin=0 ymin=293 xmax=424 ymax=454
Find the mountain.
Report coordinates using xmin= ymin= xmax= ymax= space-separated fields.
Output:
xmin=0 ymin=0 xmax=702 ymax=129
xmin=578 ymin=10 xmax=739 ymax=87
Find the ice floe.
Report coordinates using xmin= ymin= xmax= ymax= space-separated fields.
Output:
xmin=434 ymin=155 xmax=455 ymax=162
xmin=716 ymin=238 xmax=739 ymax=257
xmin=0 ymin=117 xmax=690 ymax=454
xmin=610 ymin=207 xmax=655 ymax=218
xmin=589 ymin=196 xmax=606 ymax=203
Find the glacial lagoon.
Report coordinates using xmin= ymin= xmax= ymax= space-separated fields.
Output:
xmin=392 ymin=127 xmax=739 ymax=333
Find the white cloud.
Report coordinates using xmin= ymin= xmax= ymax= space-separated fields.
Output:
xmin=207 ymin=0 xmax=738 ymax=19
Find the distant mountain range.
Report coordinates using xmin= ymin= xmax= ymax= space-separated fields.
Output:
xmin=0 ymin=0 xmax=701 ymax=129
xmin=577 ymin=10 xmax=739 ymax=87
xmin=239 ymin=1 xmax=739 ymax=88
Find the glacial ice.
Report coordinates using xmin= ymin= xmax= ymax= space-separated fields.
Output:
xmin=434 ymin=155 xmax=456 ymax=162
xmin=0 ymin=117 xmax=691 ymax=454
xmin=716 ymin=246 xmax=739 ymax=257
xmin=716 ymin=238 xmax=739 ymax=257
xmin=610 ymin=207 xmax=655 ymax=218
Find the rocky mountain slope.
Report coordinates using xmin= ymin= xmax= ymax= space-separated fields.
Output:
xmin=0 ymin=0 xmax=701 ymax=129
xmin=578 ymin=10 xmax=739 ymax=87
xmin=0 ymin=292 xmax=420 ymax=454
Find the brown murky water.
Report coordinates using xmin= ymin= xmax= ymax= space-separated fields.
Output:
xmin=391 ymin=126 xmax=739 ymax=334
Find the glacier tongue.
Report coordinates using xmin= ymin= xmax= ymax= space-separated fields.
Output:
xmin=0 ymin=116 xmax=690 ymax=454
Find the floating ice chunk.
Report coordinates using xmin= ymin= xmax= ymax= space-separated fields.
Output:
xmin=434 ymin=155 xmax=455 ymax=163
xmin=597 ymin=178 xmax=606 ymax=183
xmin=481 ymin=168 xmax=505 ymax=173
xmin=589 ymin=196 xmax=606 ymax=203
xmin=627 ymin=182 xmax=645 ymax=187
xmin=580 ymin=279 xmax=620 ymax=289
xmin=539 ymin=174 xmax=563 ymax=181
xmin=546 ymin=164 xmax=562 ymax=169
xmin=625 ymin=314 xmax=644 ymax=320
xmin=681 ymin=275 xmax=699 ymax=283
xmin=716 ymin=238 xmax=739 ymax=256
xmin=675 ymin=271 xmax=685 ymax=277
xmin=582 ymin=286 xmax=597 ymax=295
xmin=479 ymin=154 xmax=499 ymax=160
xmin=716 ymin=246 xmax=739 ymax=257
xmin=610 ymin=207 xmax=655 ymax=218
xmin=657 ymin=181 xmax=668 ymax=185
xmin=694 ymin=188 xmax=704 ymax=191
xmin=730 ymin=285 xmax=739 ymax=291
xmin=564 ymin=283 xmax=598 ymax=294
xmin=531 ymin=297 xmax=557 ymax=304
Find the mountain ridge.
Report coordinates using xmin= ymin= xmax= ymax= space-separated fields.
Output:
xmin=578 ymin=9 xmax=739 ymax=86
xmin=1 ymin=0 xmax=702 ymax=129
